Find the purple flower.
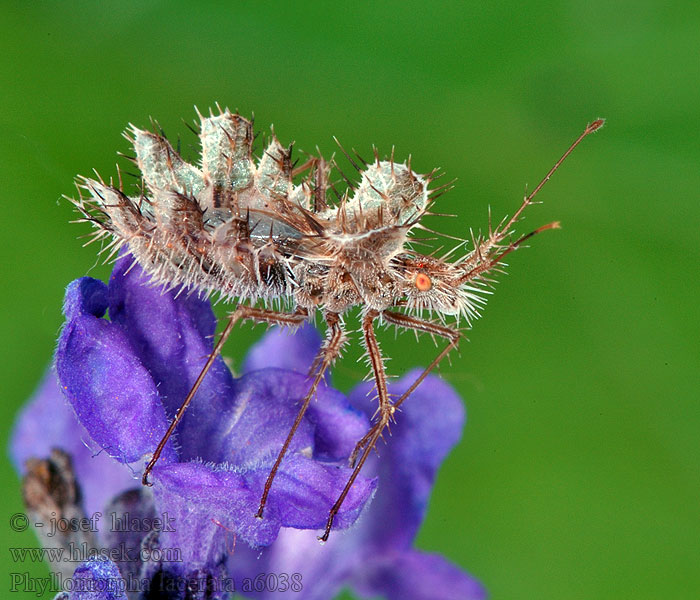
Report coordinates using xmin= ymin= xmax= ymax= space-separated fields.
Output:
xmin=10 ymin=256 xmax=485 ymax=600
xmin=230 ymin=365 xmax=486 ymax=600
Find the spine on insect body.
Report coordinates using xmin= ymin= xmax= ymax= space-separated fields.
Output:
xmin=75 ymin=110 xmax=319 ymax=302
xmin=73 ymin=107 xmax=454 ymax=315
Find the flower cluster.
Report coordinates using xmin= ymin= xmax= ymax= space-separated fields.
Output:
xmin=11 ymin=257 xmax=485 ymax=600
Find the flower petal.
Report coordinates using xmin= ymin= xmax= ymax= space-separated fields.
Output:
xmin=211 ymin=369 xmax=316 ymax=467
xmin=227 ymin=527 xmax=352 ymax=600
xmin=211 ymin=368 xmax=368 ymax=467
xmin=304 ymin=384 xmax=367 ymax=462
xmin=244 ymin=453 xmax=376 ymax=530
xmin=242 ymin=323 xmax=322 ymax=377
xmin=152 ymin=452 xmax=375 ymax=550
xmin=10 ymin=369 xmax=136 ymax=518
xmin=56 ymin=277 xmax=177 ymax=465
xmin=67 ymin=557 xmax=128 ymax=599
xmin=347 ymin=369 xmax=466 ymax=550
xmin=227 ymin=369 xmax=472 ymax=599
xmin=152 ymin=461 xmax=281 ymax=548
xmin=351 ymin=549 xmax=486 ymax=600
xmin=107 ymin=256 xmax=237 ymax=462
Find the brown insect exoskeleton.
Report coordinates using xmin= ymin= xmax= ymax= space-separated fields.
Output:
xmin=72 ymin=106 xmax=603 ymax=541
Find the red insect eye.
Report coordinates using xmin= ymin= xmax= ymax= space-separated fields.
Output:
xmin=415 ymin=273 xmax=432 ymax=291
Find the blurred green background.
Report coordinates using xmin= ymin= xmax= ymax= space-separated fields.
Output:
xmin=1 ymin=1 xmax=698 ymax=598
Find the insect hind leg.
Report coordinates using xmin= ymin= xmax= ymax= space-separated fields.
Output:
xmin=141 ymin=304 xmax=308 ymax=486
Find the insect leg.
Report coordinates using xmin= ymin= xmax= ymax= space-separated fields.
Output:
xmin=142 ymin=305 xmax=308 ymax=486
xmin=256 ymin=311 xmax=346 ymax=518
xmin=319 ymin=310 xmax=392 ymax=542
xmin=349 ymin=311 xmax=461 ymax=467
xmin=381 ymin=311 xmax=462 ymax=410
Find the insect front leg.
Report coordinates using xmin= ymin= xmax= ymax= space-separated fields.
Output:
xmin=348 ymin=311 xmax=462 ymax=467
xmin=256 ymin=311 xmax=346 ymax=518
xmin=380 ymin=311 xmax=462 ymax=410
xmin=142 ymin=304 xmax=308 ymax=486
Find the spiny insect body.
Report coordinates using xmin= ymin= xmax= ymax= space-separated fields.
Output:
xmin=73 ymin=106 xmax=603 ymax=541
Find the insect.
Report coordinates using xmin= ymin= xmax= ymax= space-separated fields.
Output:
xmin=72 ymin=106 xmax=603 ymax=541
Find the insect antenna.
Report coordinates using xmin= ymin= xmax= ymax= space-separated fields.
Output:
xmin=496 ymin=119 xmax=604 ymax=240
xmin=459 ymin=222 xmax=562 ymax=283
xmin=457 ymin=119 xmax=604 ymax=283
